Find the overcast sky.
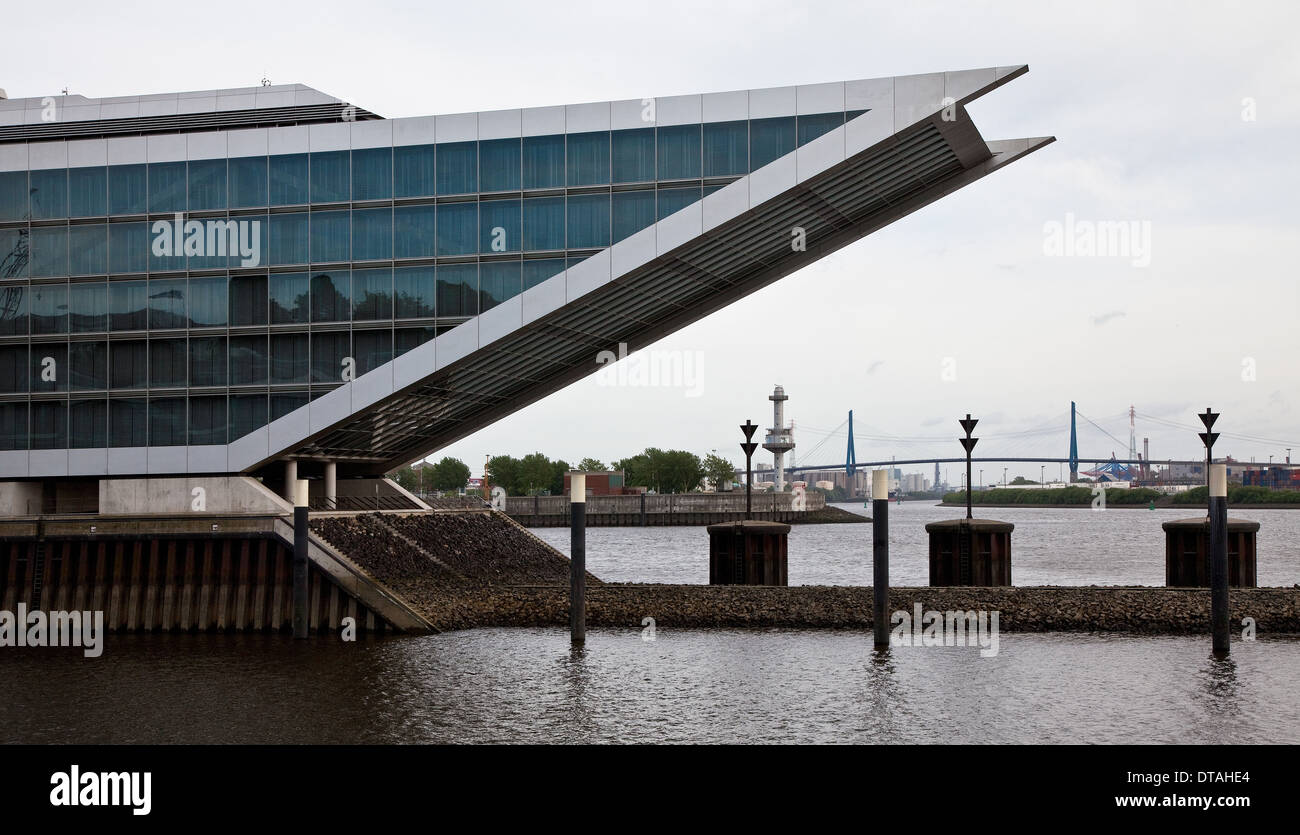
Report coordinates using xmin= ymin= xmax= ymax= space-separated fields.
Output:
xmin=8 ymin=0 xmax=1298 ymax=480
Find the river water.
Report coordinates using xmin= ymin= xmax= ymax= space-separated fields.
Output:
xmin=533 ymin=502 xmax=1300 ymax=587
xmin=4 ymin=503 xmax=1299 ymax=744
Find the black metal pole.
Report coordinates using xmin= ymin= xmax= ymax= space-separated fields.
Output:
xmin=570 ymin=494 xmax=586 ymax=644
xmin=741 ymin=420 xmax=758 ymax=522
xmin=1209 ymin=469 xmax=1229 ymax=654
xmin=293 ymin=504 xmax=309 ymax=639
xmin=640 ymin=491 xmax=646 ymax=527
xmin=872 ymin=471 xmax=889 ymax=648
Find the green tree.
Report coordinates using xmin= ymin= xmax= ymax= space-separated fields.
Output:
xmin=577 ymin=457 xmax=607 ymax=472
xmin=430 ymin=457 xmax=471 ymax=492
xmin=487 ymin=454 xmax=523 ymax=496
xmin=702 ymin=453 xmax=735 ymax=491
xmin=390 ymin=464 xmax=420 ymax=493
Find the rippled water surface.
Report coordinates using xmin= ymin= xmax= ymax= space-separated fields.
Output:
xmin=533 ymin=502 xmax=1300 ymax=586
xmin=3 ymin=629 xmax=1298 ymax=744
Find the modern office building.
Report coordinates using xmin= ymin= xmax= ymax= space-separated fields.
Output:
xmin=0 ymin=68 xmax=1051 ymax=513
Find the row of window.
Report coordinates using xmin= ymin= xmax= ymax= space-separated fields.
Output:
xmin=0 ymin=112 xmax=859 ymax=221
xmin=0 ymin=393 xmax=330 ymax=449
xmin=0 ymin=260 xmax=573 ymax=335
xmin=0 ymin=327 xmax=437 ymax=394
xmin=0 ymin=187 xmax=720 ymax=278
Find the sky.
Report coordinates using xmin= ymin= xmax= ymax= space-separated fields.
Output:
xmin=7 ymin=0 xmax=1298 ymax=481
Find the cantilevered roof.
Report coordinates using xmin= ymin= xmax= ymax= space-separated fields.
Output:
xmin=233 ymin=66 xmax=1053 ymax=477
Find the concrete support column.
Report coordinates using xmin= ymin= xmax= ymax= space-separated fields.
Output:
xmin=283 ymin=460 xmax=297 ymax=503
xmin=324 ymin=462 xmax=337 ymax=510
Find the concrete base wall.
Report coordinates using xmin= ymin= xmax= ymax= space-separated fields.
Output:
xmin=99 ymin=477 xmax=292 ymax=516
xmin=0 ymin=482 xmax=43 ymax=516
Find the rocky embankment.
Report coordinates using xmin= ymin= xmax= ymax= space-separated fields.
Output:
xmin=790 ymin=505 xmax=868 ymax=524
xmin=313 ymin=511 xmax=1300 ymax=634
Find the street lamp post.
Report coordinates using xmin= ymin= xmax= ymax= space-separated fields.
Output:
xmin=1041 ymin=465 xmax=1045 ymax=488
xmin=1003 ymin=467 xmax=1008 ymax=487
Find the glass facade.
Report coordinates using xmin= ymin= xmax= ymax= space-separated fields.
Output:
xmin=0 ymin=109 xmax=864 ymax=452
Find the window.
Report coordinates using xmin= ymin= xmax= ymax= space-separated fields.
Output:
xmin=270 ymin=391 xmax=308 ymax=422
xmin=270 ymin=212 xmax=309 ymax=265
xmin=69 ymin=399 xmax=107 ymax=448
xmin=436 ymin=202 xmax=477 ymax=256
xmin=188 ymin=159 xmax=227 ymax=211
xmin=567 ymin=193 xmax=609 ymax=249
xmin=703 ymin=121 xmax=748 ymax=177
xmin=567 ymin=131 xmax=610 ymax=186
xmin=147 ymin=278 xmax=187 ymax=330
xmin=0 ymin=402 xmax=26 ymax=450
xmin=69 ymin=341 xmax=106 ymax=390
xmin=310 ymin=211 xmax=350 ymax=263
xmin=354 ymin=328 xmax=391 ymax=375
xmin=68 ymin=167 xmax=108 ymax=217
xmin=657 ymin=124 xmax=701 ymax=180
xmin=69 ymin=282 xmax=107 ymax=332
xmin=479 ymin=139 xmax=520 ymax=192
xmin=480 ymin=199 xmax=520 ymax=253
xmin=352 ymin=268 xmax=392 ymax=321
xmin=310 ymin=151 xmax=350 ymax=203
xmin=0 ymin=171 xmax=27 ymax=222
xmin=108 ymin=164 xmax=147 ymax=215
xmin=108 ymin=222 xmax=148 ymax=274
xmin=522 ymin=196 xmax=564 ymax=251
xmin=229 ymin=394 xmax=268 ymax=440
xmin=149 ymin=398 xmax=186 ymax=446
xmin=351 ymin=147 xmax=392 ymax=201
xmin=30 ymin=283 xmax=67 ymax=334
xmin=29 ymin=342 xmax=66 ymax=392
xmin=311 ymin=270 xmax=350 ymax=322
xmin=229 ymin=334 xmax=268 ymax=385
xmin=479 ymin=261 xmax=520 ymax=312
xmin=188 ymin=395 xmax=226 ymax=445
xmin=436 ymin=264 xmax=477 ymax=318
xmin=393 ymin=145 xmax=435 ymax=198
xmin=0 ymin=228 xmax=28 ymax=278
xmin=0 ymin=345 xmax=27 ymax=392
xmin=269 ymin=154 xmax=309 ymax=205
xmin=149 ymin=338 xmax=187 ymax=388
xmin=109 ymin=340 xmax=148 ymax=388
xmin=436 ymin=142 xmax=477 ymax=195
xmin=0 ymin=285 xmax=26 ymax=335
xmin=612 ymin=190 xmax=655 ymax=243
xmin=657 ymin=185 xmax=701 ymax=220
xmin=394 ymin=265 xmax=435 ymax=318
xmin=797 ymin=112 xmax=844 ymax=146
xmin=612 ymin=129 xmax=655 ymax=183
xmin=522 ymin=258 xmax=564 ymax=291
xmin=109 ymin=280 xmax=148 ymax=330
xmin=189 ymin=275 xmax=227 ymax=327
xmin=68 ymin=224 xmax=107 ymax=275
xmin=148 ymin=162 xmax=187 ymax=213
xmin=229 ymin=156 xmax=268 ymax=209
xmin=270 ymin=333 xmax=308 ymax=384
xmin=393 ymin=205 xmax=435 ymax=258
xmin=30 ymin=169 xmax=68 ymax=220
xmin=310 ymin=331 xmax=351 ymax=384
xmin=189 ymin=336 xmax=227 ymax=387
xmin=352 ymin=207 xmax=392 ymax=260
xmin=395 ymin=326 xmax=435 ymax=357
xmin=522 ymin=135 xmax=564 ymax=189
xmin=269 ymin=272 xmax=309 ymax=324
xmin=30 ymin=227 xmax=68 ymax=278
xmin=31 ymin=401 xmax=66 ymax=450
xmin=109 ymin=398 xmax=147 ymax=447
xmin=229 ymin=274 xmax=267 ymax=326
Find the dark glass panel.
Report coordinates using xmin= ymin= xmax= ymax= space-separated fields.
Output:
xmin=109 ymin=398 xmax=147 ymax=447
xmin=270 ymin=333 xmax=309 ymax=384
xmin=30 ymin=168 xmax=68 ymax=219
xmin=109 ymin=340 xmax=147 ymax=389
xmin=0 ymin=402 xmax=26 ymax=450
xmin=229 ymin=274 xmax=267 ymax=326
xmin=310 ymin=270 xmax=350 ymax=322
xmin=147 ymin=278 xmax=187 ymax=330
xmin=189 ymin=335 xmax=227 ymax=388
xmin=0 ymin=228 xmax=28 ymax=279
xmin=108 ymin=164 xmax=146 ymax=215
xmin=0 ymin=171 xmax=28 ymax=222
xmin=480 ymin=199 xmax=520 ymax=254
xmin=657 ymin=185 xmax=701 ymax=220
xmin=479 ymin=138 xmax=520 ymax=192
xmin=797 ymin=112 xmax=844 ymax=146
xmin=435 ymin=264 xmax=477 ymax=318
xmin=567 ymin=131 xmax=610 ymax=186
xmin=394 ymin=326 xmax=435 ymax=357
xmin=352 ymin=207 xmax=392 ymax=260
xmin=566 ymin=193 xmax=609 ymax=249
xmin=69 ymin=398 xmax=107 ymax=448
xmin=270 ymin=391 xmax=308 ymax=422
xmin=522 ymin=196 xmax=564 ymax=251
xmin=393 ymin=205 xmax=435 ymax=258
xmin=30 ymin=400 xmax=66 ymax=449
xmin=229 ymin=156 xmax=268 ymax=209
xmin=394 ymin=265 xmax=435 ymax=319
xmin=29 ymin=342 xmax=66 ymax=392
xmin=436 ymin=202 xmax=476 ymax=256
xmin=310 ymin=150 xmax=350 ymax=203
xmin=30 ymin=226 xmax=68 ymax=277
xmin=187 ymin=159 xmax=227 ymax=211
xmin=228 ymin=334 xmax=268 ymax=386
xmin=353 ymin=328 xmax=392 ymax=375
xmin=0 ymin=344 xmax=27 ymax=392
xmin=703 ymin=120 xmax=748 ymax=177
xmin=269 ymin=272 xmax=309 ymax=324
xmin=393 ymin=145 xmax=435 ymax=198
xmin=269 ymin=153 xmax=309 ymax=205
xmin=612 ymin=128 xmax=655 ymax=183
xmin=435 ymin=141 xmax=477 ymax=195
xmin=612 ymin=189 xmax=655 ymax=243
xmin=30 ymin=283 xmax=68 ymax=334
xmin=310 ymin=331 xmax=351 ymax=384
xmin=188 ymin=275 xmax=227 ymax=327
xmin=522 ymin=135 xmax=564 ymax=189
xmin=0 ymin=284 xmax=27 ymax=335
xmin=148 ymin=397 xmax=186 ymax=446
xmin=478 ymin=260 xmax=520 ymax=312
xmin=352 ymin=147 xmax=392 ymax=200
xmin=68 ymin=224 xmax=107 ymax=275
xmin=269 ymin=212 xmax=308 ymax=265
xmin=149 ymin=338 xmax=187 ymax=388
xmin=69 ymin=281 xmax=107 ymax=332
xmin=68 ymin=167 xmax=108 ymax=217
xmin=69 ymin=341 xmax=106 ymax=390
xmin=310 ymin=210 xmax=350 ymax=263
xmin=657 ymin=124 xmax=701 ymax=180
xmin=188 ymin=395 xmax=226 ymax=445
xmin=148 ymin=161 xmax=187 ymax=213
xmin=108 ymin=221 xmax=148 ymax=274
xmin=108 ymin=280 xmax=147 ymax=330
xmin=522 ymin=258 xmax=564 ymax=291
xmin=352 ymin=268 xmax=392 ymax=321
xmin=229 ymin=393 xmax=268 ymax=440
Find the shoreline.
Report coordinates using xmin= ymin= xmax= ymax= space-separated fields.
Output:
xmin=934 ymin=501 xmax=1300 ymax=510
